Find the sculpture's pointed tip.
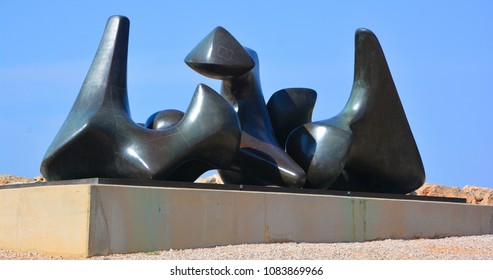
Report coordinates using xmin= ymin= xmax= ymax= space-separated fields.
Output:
xmin=105 ymin=15 xmax=130 ymax=38
xmin=194 ymin=83 xmax=216 ymax=97
xmin=355 ymin=28 xmax=374 ymax=36
xmin=354 ymin=27 xmax=383 ymax=58
xmin=109 ymin=15 xmax=129 ymax=21
xmin=81 ymin=14 xmax=130 ymax=91
xmin=213 ymin=26 xmax=228 ymax=33
xmin=108 ymin=15 xmax=129 ymax=24
xmin=184 ymin=26 xmax=255 ymax=79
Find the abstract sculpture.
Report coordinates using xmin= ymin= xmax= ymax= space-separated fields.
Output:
xmin=40 ymin=16 xmax=241 ymax=181
xmin=41 ymin=15 xmax=425 ymax=194
xmin=283 ymin=29 xmax=425 ymax=193
xmin=185 ymin=27 xmax=306 ymax=188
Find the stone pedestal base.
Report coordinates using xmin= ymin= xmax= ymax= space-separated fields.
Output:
xmin=1 ymin=181 xmax=492 ymax=257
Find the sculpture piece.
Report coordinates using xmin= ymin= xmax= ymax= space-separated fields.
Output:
xmin=40 ymin=16 xmax=241 ymax=181
xmin=185 ymin=27 xmax=306 ymax=188
xmin=40 ymin=15 xmax=425 ymax=194
xmin=145 ymin=109 xmax=184 ymax=130
xmin=267 ymin=88 xmax=317 ymax=147
xmin=285 ymin=28 xmax=425 ymax=193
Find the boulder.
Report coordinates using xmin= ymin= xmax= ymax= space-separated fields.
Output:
xmin=0 ymin=174 xmax=32 ymax=185
xmin=413 ymin=183 xmax=493 ymax=206
xmin=194 ymin=173 xmax=224 ymax=184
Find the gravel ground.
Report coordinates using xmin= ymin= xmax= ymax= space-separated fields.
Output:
xmin=1 ymin=235 xmax=492 ymax=260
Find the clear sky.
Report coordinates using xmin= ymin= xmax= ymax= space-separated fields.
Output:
xmin=1 ymin=0 xmax=491 ymax=188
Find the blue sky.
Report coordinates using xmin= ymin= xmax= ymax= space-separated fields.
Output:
xmin=1 ymin=0 xmax=492 ymax=188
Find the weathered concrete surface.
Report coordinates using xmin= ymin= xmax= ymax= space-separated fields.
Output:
xmin=0 ymin=185 xmax=92 ymax=257
xmin=1 ymin=183 xmax=492 ymax=257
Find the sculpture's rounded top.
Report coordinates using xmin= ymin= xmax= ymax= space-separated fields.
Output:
xmin=108 ymin=15 xmax=130 ymax=24
xmin=355 ymin=28 xmax=379 ymax=44
xmin=355 ymin=27 xmax=373 ymax=34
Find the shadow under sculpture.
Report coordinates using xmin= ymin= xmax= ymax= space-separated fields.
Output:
xmin=40 ymin=16 xmax=241 ymax=181
xmin=279 ymin=28 xmax=425 ymax=193
xmin=185 ymin=27 xmax=306 ymax=188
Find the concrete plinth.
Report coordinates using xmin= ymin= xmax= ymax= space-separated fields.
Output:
xmin=1 ymin=181 xmax=492 ymax=257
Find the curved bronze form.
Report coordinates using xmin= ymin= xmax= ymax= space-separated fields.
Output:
xmin=285 ymin=28 xmax=425 ymax=193
xmin=267 ymin=88 xmax=317 ymax=147
xmin=185 ymin=27 xmax=306 ymax=187
xmin=40 ymin=16 xmax=241 ymax=181
xmin=145 ymin=109 xmax=184 ymax=130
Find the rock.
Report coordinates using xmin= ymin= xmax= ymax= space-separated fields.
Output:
xmin=0 ymin=174 xmax=32 ymax=185
xmin=463 ymin=185 xmax=493 ymax=205
xmin=413 ymin=183 xmax=493 ymax=206
xmin=0 ymin=174 xmax=46 ymax=186
xmin=194 ymin=173 xmax=224 ymax=184
xmin=33 ymin=176 xmax=46 ymax=182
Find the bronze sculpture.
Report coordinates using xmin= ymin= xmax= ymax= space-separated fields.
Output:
xmin=284 ymin=29 xmax=425 ymax=193
xmin=185 ymin=27 xmax=306 ymax=188
xmin=40 ymin=16 xmax=241 ymax=181
xmin=267 ymin=88 xmax=317 ymax=148
xmin=41 ymin=16 xmax=425 ymax=194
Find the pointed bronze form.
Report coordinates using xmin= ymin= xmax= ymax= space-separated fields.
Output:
xmin=286 ymin=28 xmax=425 ymax=193
xmin=185 ymin=27 xmax=306 ymax=187
xmin=185 ymin=26 xmax=255 ymax=79
xmin=40 ymin=16 xmax=241 ymax=181
xmin=267 ymin=88 xmax=317 ymax=147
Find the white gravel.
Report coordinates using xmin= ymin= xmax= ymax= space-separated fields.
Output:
xmin=1 ymin=235 xmax=492 ymax=260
